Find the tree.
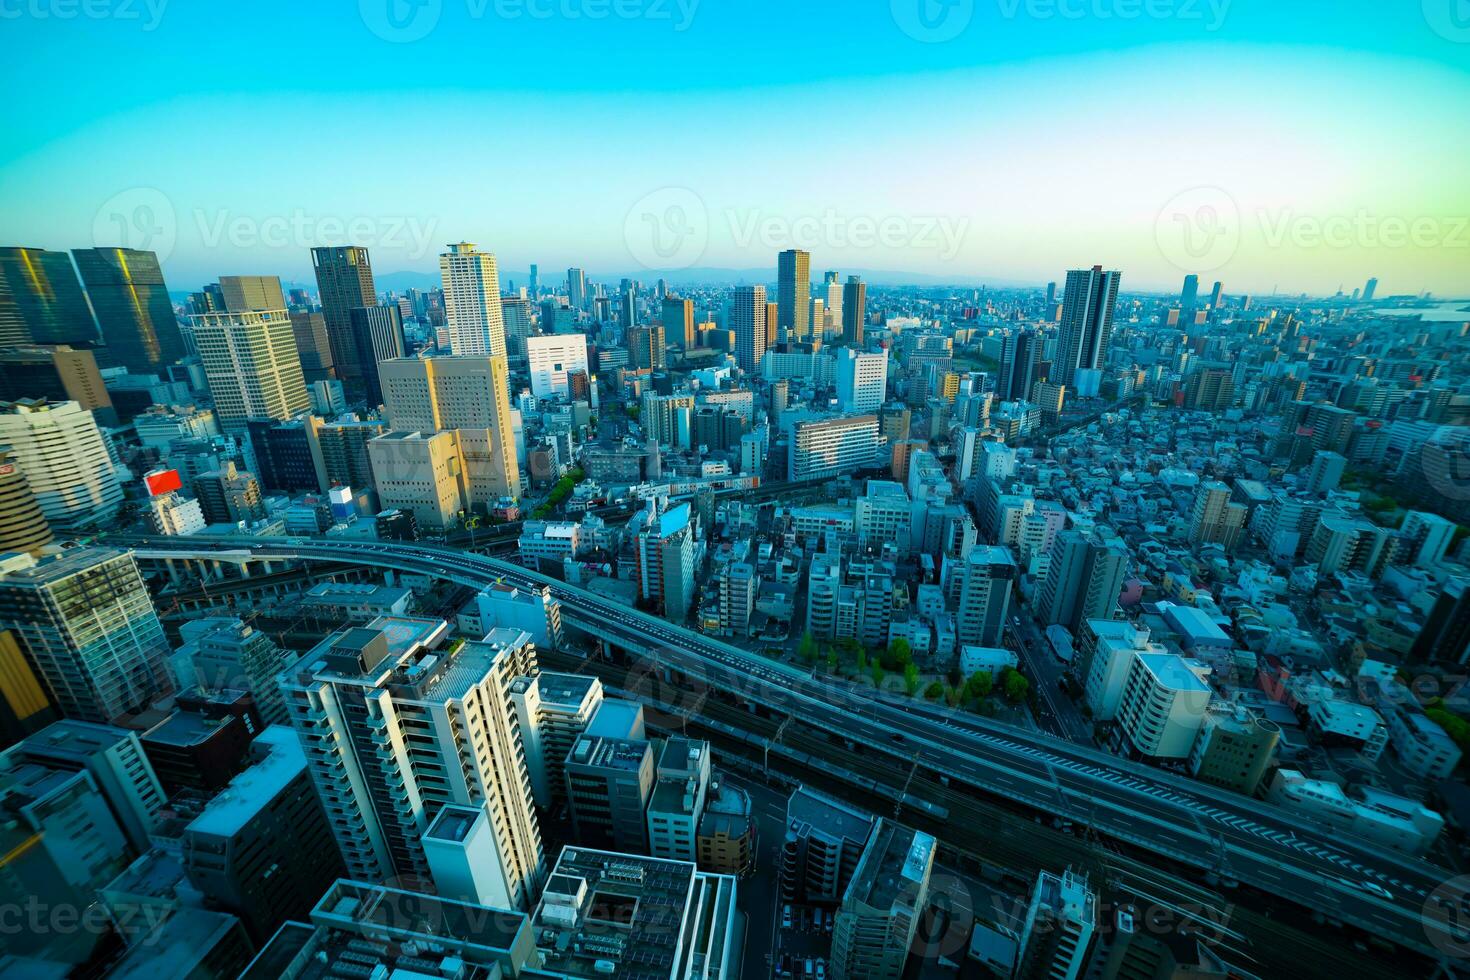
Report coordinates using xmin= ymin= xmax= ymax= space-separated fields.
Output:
xmin=904 ymin=662 xmax=920 ymax=695
xmin=924 ymin=681 xmax=945 ymax=700
xmin=825 ymin=649 xmax=838 ymax=672
xmin=856 ymin=649 xmax=868 ymax=671
xmin=1427 ymin=707 xmax=1470 ymax=752
xmin=797 ymin=632 xmax=817 ymax=663
xmin=1002 ymin=667 xmax=1030 ymax=704
xmin=869 ymin=661 xmax=886 ymax=689
xmin=964 ymin=671 xmax=993 ymax=701
xmin=886 ymin=637 xmax=912 ymax=670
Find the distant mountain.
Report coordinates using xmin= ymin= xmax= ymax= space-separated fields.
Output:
xmin=374 ymin=267 xmax=1030 ymax=293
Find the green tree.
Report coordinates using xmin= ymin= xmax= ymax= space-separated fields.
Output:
xmin=869 ymin=661 xmax=886 ymax=689
xmin=825 ymin=649 xmax=838 ymax=672
xmin=964 ymin=671 xmax=993 ymax=701
xmin=856 ymin=649 xmax=868 ymax=671
xmin=1427 ymin=708 xmax=1470 ymax=752
xmin=903 ymin=662 xmax=920 ymax=695
xmin=1002 ymin=668 xmax=1030 ymax=704
xmin=797 ymin=632 xmax=817 ymax=663
xmin=886 ymin=637 xmax=912 ymax=670
xmin=924 ymin=681 xmax=945 ymax=700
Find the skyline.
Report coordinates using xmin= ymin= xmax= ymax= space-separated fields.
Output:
xmin=4 ymin=3 xmax=1470 ymax=296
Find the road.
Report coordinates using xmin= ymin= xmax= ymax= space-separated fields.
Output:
xmin=1008 ymin=614 xmax=1093 ymax=744
xmin=118 ymin=533 xmax=1462 ymax=961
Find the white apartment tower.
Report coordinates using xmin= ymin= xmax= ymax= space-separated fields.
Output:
xmin=836 ymin=348 xmax=889 ymax=413
xmin=0 ymin=399 xmax=122 ymax=530
xmin=439 ymin=242 xmax=507 ymax=361
xmin=524 ymin=334 xmax=589 ymax=401
xmin=281 ymin=621 xmax=546 ymax=909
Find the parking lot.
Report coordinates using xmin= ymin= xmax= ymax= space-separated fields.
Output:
xmin=772 ymin=901 xmax=833 ymax=979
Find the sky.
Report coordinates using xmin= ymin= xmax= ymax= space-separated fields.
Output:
xmin=3 ymin=0 xmax=1469 ymax=297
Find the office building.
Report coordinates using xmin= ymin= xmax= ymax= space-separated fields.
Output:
xmin=1054 ymin=266 xmax=1120 ymax=386
xmin=956 ymin=545 xmax=1016 ymax=648
xmin=181 ymin=726 xmax=343 ymax=943
xmin=310 ymin=246 xmax=377 ymax=396
xmin=308 ymin=416 xmax=384 ymax=492
xmin=0 ymin=549 xmax=172 ymax=724
xmin=830 ymin=819 xmax=935 ymax=980
xmin=367 ymin=430 xmax=466 ymax=530
xmin=509 ymin=671 xmax=603 ymax=810
xmin=531 ymin=846 xmax=741 ymax=980
xmin=379 ymin=355 xmax=522 ymax=501
xmin=564 ymin=730 xmax=655 ymax=853
xmin=0 ymin=344 xmax=116 ymax=425
xmin=646 ymin=737 xmax=711 ymax=862
xmin=1401 ymin=510 xmax=1457 ymax=569
xmin=192 ymin=309 xmax=310 ymax=430
xmin=186 ymin=618 xmax=296 ymax=726
xmin=474 ymin=581 xmax=563 ymax=650
xmin=999 ymin=328 xmax=1041 ymax=403
xmin=1036 ymin=529 xmax=1129 ymax=634
xmin=1188 ymin=480 xmax=1248 ymax=550
xmin=526 ymin=333 xmax=589 ymax=400
xmin=1180 ymin=273 xmax=1200 ymax=311
xmin=778 ymin=248 xmax=811 ymax=342
xmin=566 ymin=266 xmax=588 ymax=311
xmin=71 ymin=247 xmax=185 ymax=372
xmin=281 ymin=621 xmax=545 ymax=908
xmin=662 ymin=294 xmax=695 ymax=348
xmin=731 ymin=284 xmax=767 ymax=375
xmin=628 ymin=323 xmax=666 ymax=371
xmin=836 ymin=348 xmax=889 ymax=413
xmin=440 ymin=242 xmax=506 ymax=360
xmin=218 ymin=274 xmax=286 ymax=313
xmin=193 ymin=461 xmax=265 ymax=524
xmin=635 ymin=501 xmax=697 ymax=623
xmin=780 ymin=786 xmax=877 ymax=904
xmin=347 ymin=304 xmax=406 ymax=405
xmin=1188 ymin=704 xmax=1280 ymax=796
xmin=788 ymin=414 xmax=880 ymax=481
xmin=1017 ymin=869 xmax=1097 ymax=980
xmin=0 ymin=399 xmax=120 ymax=530
xmin=288 ymin=310 xmax=335 ymax=383
xmin=841 ymin=275 xmax=866 ymax=346
xmin=0 ymin=247 xmax=97 ymax=346
xmin=1363 ymin=277 xmax=1378 ymax=302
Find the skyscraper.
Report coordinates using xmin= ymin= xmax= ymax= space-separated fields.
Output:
xmin=310 ymin=246 xmax=376 ymax=397
xmin=998 ymin=329 xmax=1040 ymax=403
xmin=836 ymin=348 xmax=889 ymax=413
xmin=191 ymin=309 xmax=310 ymax=430
xmin=1053 ymin=266 xmax=1120 ymax=386
xmin=0 ymin=247 xmax=97 ymax=346
xmin=777 ymin=248 xmax=811 ymax=343
xmin=730 ymin=284 xmax=767 ymax=375
xmin=1180 ymin=273 xmax=1200 ymax=310
xmin=662 ymin=295 xmax=695 ymax=349
xmin=379 ymin=355 xmax=521 ymax=500
xmin=0 ymin=548 xmax=172 ymax=724
xmin=218 ymin=275 xmax=286 ymax=313
xmin=528 ymin=263 xmax=539 ymax=298
xmin=280 ymin=622 xmax=545 ymax=908
xmin=0 ymin=449 xmax=52 ymax=555
xmin=841 ymin=275 xmax=866 ymax=347
xmin=348 ymin=304 xmax=407 ymax=406
xmin=1208 ymin=279 xmax=1223 ymax=312
xmin=824 ymin=270 xmax=843 ymax=336
xmin=566 ymin=267 xmax=588 ymax=311
xmin=440 ymin=243 xmax=506 ymax=360
xmin=0 ymin=399 xmax=122 ymax=530
xmin=288 ymin=311 xmax=335 ymax=383
xmin=0 ymin=345 xmax=116 ymax=426
xmin=1363 ymin=277 xmax=1378 ymax=302
xmin=1037 ymin=529 xmax=1129 ymax=633
xmin=71 ymin=248 xmax=185 ymax=373
xmin=956 ymin=545 xmax=1016 ymax=647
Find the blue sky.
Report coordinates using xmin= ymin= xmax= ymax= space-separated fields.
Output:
xmin=3 ymin=0 xmax=1468 ymax=295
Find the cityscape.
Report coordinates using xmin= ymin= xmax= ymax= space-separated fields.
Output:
xmin=3 ymin=4 xmax=1470 ymax=980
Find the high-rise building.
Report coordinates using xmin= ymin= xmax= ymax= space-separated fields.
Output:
xmin=1180 ymin=273 xmax=1200 ymax=311
xmin=288 ymin=311 xmax=335 ymax=384
xmin=1304 ymin=449 xmax=1347 ymax=494
xmin=1017 ymin=869 xmax=1097 ymax=980
xmin=180 ymin=725 xmax=343 ymax=944
xmin=1188 ymin=480 xmax=1248 ymax=550
xmin=1181 ymin=367 xmax=1234 ymax=410
xmin=566 ymin=267 xmax=588 ymax=311
xmin=788 ymin=414 xmax=881 ymax=481
xmin=379 ymin=355 xmax=522 ymax=501
xmin=836 ymin=348 xmax=889 ymax=413
xmin=778 ymin=249 xmax=811 ymax=343
xmin=192 ymin=309 xmax=310 ymax=430
xmin=218 ymin=275 xmax=286 ymax=313
xmin=71 ymin=247 xmax=185 ymax=373
xmin=500 ymin=293 xmax=532 ymax=353
xmin=280 ymin=621 xmax=545 ymax=908
xmin=0 ymin=247 xmax=97 ymax=346
xmin=1363 ymin=277 xmax=1378 ymax=302
xmin=1208 ymin=279 xmax=1223 ymax=312
xmin=841 ymin=275 xmax=866 ymax=347
xmin=730 ymin=284 xmax=767 ymax=375
xmin=999 ymin=329 xmax=1041 ymax=403
xmin=0 ymin=398 xmax=121 ymax=530
xmin=824 ymin=270 xmax=843 ymax=336
xmin=661 ymin=295 xmax=695 ymax=348
xmin=0 ymin=344 xmax=116 ymax=426
xmin=627 ymin=324 xmax=666 ymax=371
xmin=0 ymin=449 xmax=52 ymax=554
xmin=348 ymin=304 xmax=406 ymax=406
xmin=1401 ymin=511 xmax=1457 ymax=570
xmin=440 ymin=243 xmax=507 ymax=361
xmin=310 ymin=246 xmax=376 ymax=397
xmin=0 ymin=548 xmax=172 ymax=724
xmin=185 ymin=618 xmax=296 ymax=726
xmin=367 ymin=430 xmax=467 ymax=530
xmin=830 ymin=819 xmax=935 ymax=980
xmin=956 ymin=545 xmax=1016 ymax=647
xmin=1037 ymin=529 xmax=1129 ymax=634
xmin=525 ymin=334 xmax=589 ymax=401
xmin=1054 ymin=265 xmax=1120 ymax=386
xmin=509 ymin=671 xmax=604 ymax=811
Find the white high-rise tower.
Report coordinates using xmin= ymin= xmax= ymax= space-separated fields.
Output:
xmin=439 ymin=243 xmax=506 ymax=361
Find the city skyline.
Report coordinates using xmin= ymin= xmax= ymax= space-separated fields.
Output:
xmin=2 ymin=5 xmax=1468 ymax=296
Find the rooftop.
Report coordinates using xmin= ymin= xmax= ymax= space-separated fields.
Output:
xmin=185 ymin=727 xmax=306 ymax=840
xmin=787 ymin=786 xmax=875 ymax=847
xmin=846 ymin=819 xmax=935 ymax=914
xmin=1136 ymin=652 xmax=1211 ymax=693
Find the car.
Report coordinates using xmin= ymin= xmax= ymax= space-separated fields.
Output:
xmin=803 ymin=959 xmax=815 ymax=978
xmin=889 ymin=732 xmax=906 ymax=744
xmin=1358 ymin=881 xmax=1394 ymax=901
xmin=782 ymin=904 xmax=792 ymax=929
xmin=815 ymin=962 xmax=826 ymax=980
